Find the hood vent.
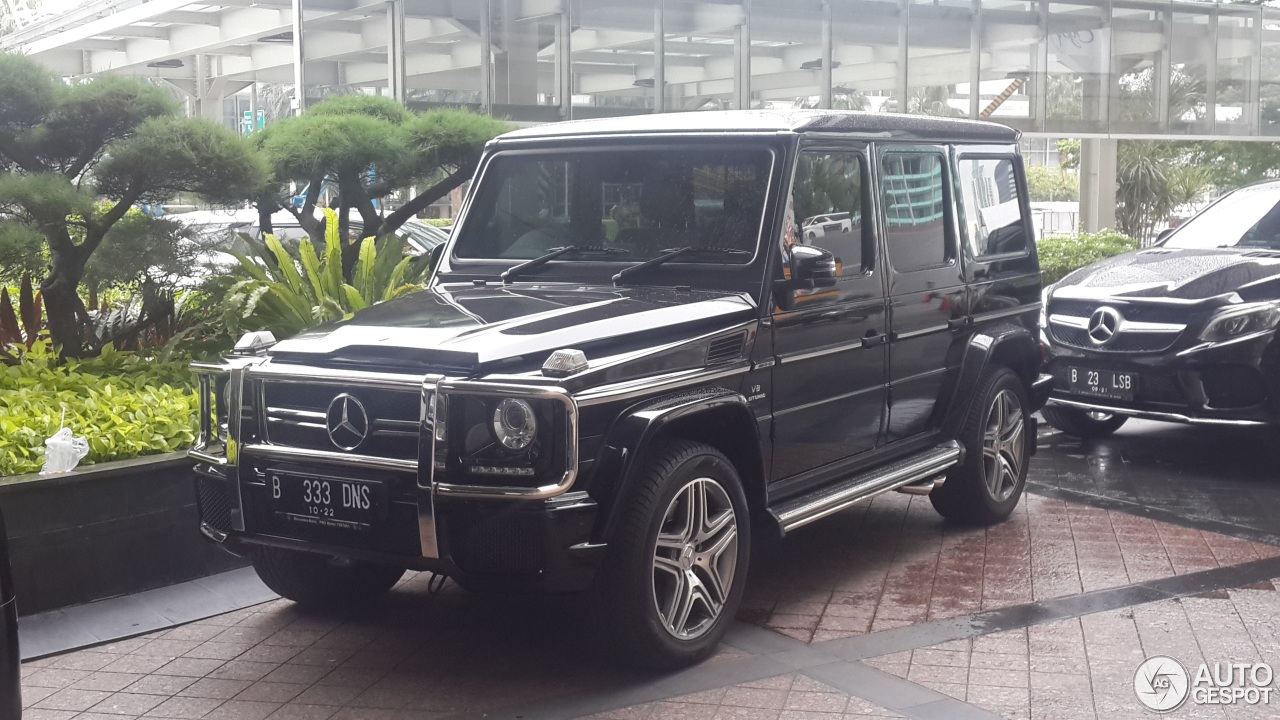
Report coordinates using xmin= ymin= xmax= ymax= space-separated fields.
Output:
xmin=1241 ymin=250 xmax=1280 ymax=258
xmin=706 ymin=332 xmax=746 ymax=365
xmin=1138 ymin=249 xmax=1174 ymax=255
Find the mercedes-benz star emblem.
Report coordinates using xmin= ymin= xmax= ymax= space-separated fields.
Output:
xmin=1087 ymin=306 xmax=1122 ymax=346
xmin=326 ymin=394 xmax=369 ymax=451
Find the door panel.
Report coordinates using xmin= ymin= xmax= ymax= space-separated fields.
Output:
xmin=770 ymin=146 xmax=888 ymax=481
xmin=878 ymin=147 xmax=967 ymax=442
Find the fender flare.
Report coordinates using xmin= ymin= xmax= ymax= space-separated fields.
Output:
xmin=940 ymin=323 xmax=1043 ymax=438
xmin=589 ymin=387 xmax=766 ymax=542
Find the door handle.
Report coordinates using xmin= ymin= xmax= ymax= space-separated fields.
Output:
xmin=861 ymin=333 xmax=888 ymax=348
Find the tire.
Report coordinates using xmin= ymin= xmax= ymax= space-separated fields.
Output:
xmin=931 ymin=367 xmax=1031 ymax=525
xmin=1040 ymin=404 xmax=1128 ymax=439
xmin=250 ymin=546 xmax=405 ymax=610
xmin=593 ymin=440 xmax=751 ymax=670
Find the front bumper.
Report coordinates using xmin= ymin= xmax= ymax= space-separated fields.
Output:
xmin=194 ymin=462 xmax=605 ymax=593
xmin=1043 ymin=329 xmax=1279 ymax=427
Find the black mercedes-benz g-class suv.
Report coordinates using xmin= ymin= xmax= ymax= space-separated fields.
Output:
xmin=1041 ymin=181 xmax=1280 ymax=437
xmin=191 ymin=110 xmax=1051 ymax=669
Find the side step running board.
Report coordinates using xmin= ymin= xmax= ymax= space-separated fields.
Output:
xmin=768 ymin=441 xmax=962 ymax=535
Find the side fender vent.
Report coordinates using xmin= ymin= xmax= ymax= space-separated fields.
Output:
xmin=706 ymin=332 xmax=746 ymax=365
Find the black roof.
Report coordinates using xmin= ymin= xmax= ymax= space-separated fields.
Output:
xmin=498 ymin=110 xmax=1019 ymax=145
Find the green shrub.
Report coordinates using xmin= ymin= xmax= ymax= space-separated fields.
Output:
xmin=0 ymin=344 xmax=197 ymax=477
xmin=217 ymin=207 xmax=430 ymax=340
xmin=1038 ymin=230 xmax=1139 ymax=285
xmin=420 ymin=218 xmax=453 ymax=227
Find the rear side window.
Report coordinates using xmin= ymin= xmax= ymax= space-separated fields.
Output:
xmin=957 ymin=157 xmax=1029 ymax=258
xmin=790 ymin=151 xmax=868 ymax=276
xmin=880 ymin=153 xmax=949 ymax=272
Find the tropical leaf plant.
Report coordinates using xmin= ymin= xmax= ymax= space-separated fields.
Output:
xmin=0 ymin=273 xmax=46 ymax=359
xmin=218 ymin=207 xmax=430 ymax=339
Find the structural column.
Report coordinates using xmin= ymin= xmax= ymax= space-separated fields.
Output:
xmin=1080 ymin=138 xmax=1117 ymax=233
xmin=558 ymin=1 xmax=572 ymax=119
xmin=654 ymin=0 xmax=665 ymax=113
xmin=480 ymin=0 xmax=492 ymax=113
xmin=820 ymin=0 xmax=833 ymax=109
xmin=387 ymin=0 xmax=406 ymax=103
xmin=292 ymin=0 xmax=306 ymax=114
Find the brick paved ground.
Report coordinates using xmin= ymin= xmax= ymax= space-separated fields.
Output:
xmin=742 ymin=493 xmax=1280 ymax=644
xmin=19 ymin=490 xmax=1280 ymax=720
xmin=872 ymin=585 xmax=1280 ymax=719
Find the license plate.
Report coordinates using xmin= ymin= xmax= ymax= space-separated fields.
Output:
xmin=267 ymin=471 xmax=382 ymax=531
xmin=1067 ymin=367 xmax=1137 ymax=401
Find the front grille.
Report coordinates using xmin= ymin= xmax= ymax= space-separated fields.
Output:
xmin=1201 ymin=366 xmax=1268 ymax=409
xmin=1049 ymin=325 xmax=1181 ymax=353
xmin=1048 ymin=300 xmax=1187 ymax=325
xmin=196 ymin=477 xmax=233 ymax=533
xmin=451 ymin=516 xmax=545 ymax=574
xmin=261 ymin=383 xmax=420 ymax=460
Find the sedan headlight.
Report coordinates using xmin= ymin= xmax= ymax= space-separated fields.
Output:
xmin=1039 ymin=285 xmax=1055 ymax=329
xmin=1198 ymin=302 xmax=1280 ymax=342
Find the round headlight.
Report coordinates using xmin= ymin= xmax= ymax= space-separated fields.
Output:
xmin=492 ymin=398 xmax=537 ymax=451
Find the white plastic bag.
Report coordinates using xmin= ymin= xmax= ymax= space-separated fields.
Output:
xmin=40 ymin=427 xmax=89 ymax=476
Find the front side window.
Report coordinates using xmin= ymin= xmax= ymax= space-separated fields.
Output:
xmin=958 ymin=157 xmax=1029 ymax=258
xmin=453 ymin=146 xmax=772 ymax=262
xmin=788 ymin=151 xmax=867 ymax=276
xmin=881 ymin=153 xmax=949 ymax=272
xmin=1163 ymin=185 xmax=1280 ymax=251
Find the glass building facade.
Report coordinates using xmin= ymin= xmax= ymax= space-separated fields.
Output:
xmin=6 ymin=0 xmax=1280 ymax=141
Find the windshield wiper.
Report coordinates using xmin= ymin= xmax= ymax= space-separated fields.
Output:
xmin=501 ymin=245 xmax=630 ymax=284
xmin=612 ymin=246 xmax=752 ymax=285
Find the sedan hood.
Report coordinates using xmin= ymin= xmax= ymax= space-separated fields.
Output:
xmin=1053 ymin=247 xmax=1280 ymax=302
xmin=268 ymin=283 xmax=756 ymax=373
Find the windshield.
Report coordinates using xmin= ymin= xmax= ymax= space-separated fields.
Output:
xmin=1164 ymin=185 xmax=1280 ymax=250
xmin=453 ymin=145 xmax=773 ymax=264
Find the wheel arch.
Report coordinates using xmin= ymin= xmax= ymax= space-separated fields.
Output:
xmin=590 ymin=388 xmax=766 ymax=542
xmin=941 ymin=323 xmax=1042 ymax=438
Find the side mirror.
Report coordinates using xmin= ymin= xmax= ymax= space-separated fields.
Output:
xmin=1156 ymin=228 xmax=1175 ymax=243
xmin=429 ymin=243 xmax=446 ymax=273
xmin=789 ymin=244 xmax=838 ymax=289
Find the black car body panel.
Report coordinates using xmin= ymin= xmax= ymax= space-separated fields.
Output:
xmin=1043 ymin=188 xmax=1280 ymax=426
xmin=189 ymin=110 xmax=1044 ymax=595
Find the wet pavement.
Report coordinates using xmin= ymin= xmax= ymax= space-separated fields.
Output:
xmin=1031 ymin=419 xmax=1280 ymax=545
xmin=17 ymin=417 xmax=1280 ymax=719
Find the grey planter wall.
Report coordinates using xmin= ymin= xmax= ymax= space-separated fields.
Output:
xmin=0 ymin=454 xmax=246 ymax=616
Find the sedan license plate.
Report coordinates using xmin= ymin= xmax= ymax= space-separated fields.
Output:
xmin=1067 ymin=367 xmax=1137 ymax=401
xmin=268 ymin=471 xmax=381 ymax=531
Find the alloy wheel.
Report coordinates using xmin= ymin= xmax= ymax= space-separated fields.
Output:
xmin=651 ymin=477 xmax=739 ymax=640
xmin=982 ymin=389 xmax=1025 ymax=502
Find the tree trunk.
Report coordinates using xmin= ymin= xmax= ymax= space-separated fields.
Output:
xmin=257 ymin=197 xmax=277 ymax=235
xmin=41 ymin=251 xmax=87 ymax=358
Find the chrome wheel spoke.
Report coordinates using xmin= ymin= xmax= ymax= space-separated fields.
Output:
xmin=983 ymin=389 xmax=1025 ymax=501
xmin=651 ymin=476 xmax=740 ymax=641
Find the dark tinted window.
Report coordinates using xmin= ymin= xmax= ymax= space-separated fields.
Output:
xmin=958 ymin=157 xmax=1029 ymax=257
xmin=789 ymin=151 xmax=867 ymax=276
xmin=454 ymin=147 xmax=772 ymax=261
xmin=881 ymin=153 xmax=948 ymax=271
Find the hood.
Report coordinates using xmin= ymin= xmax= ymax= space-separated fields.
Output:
xmin=267 ymin=283 xmax=757 ymax=373
xmin=1053 ymin=247 xmax=1280 ymax=302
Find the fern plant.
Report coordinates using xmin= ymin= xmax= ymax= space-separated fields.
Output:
xmin=219 ymin=208 xmax=430 ymax=339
